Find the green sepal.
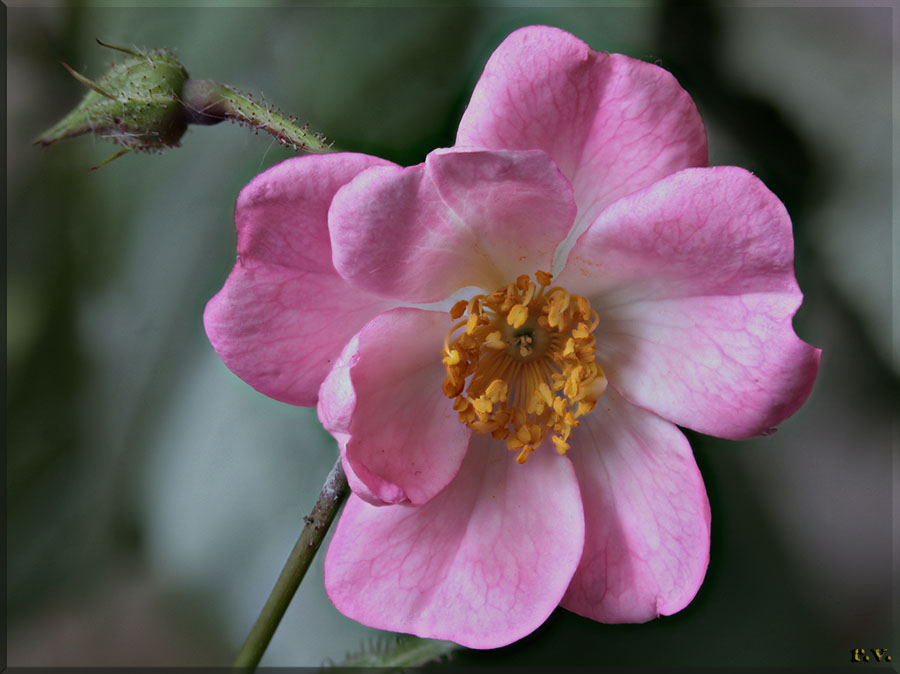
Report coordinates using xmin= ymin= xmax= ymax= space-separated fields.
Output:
xmin=35 ymin=41 xmax=190 ymax=155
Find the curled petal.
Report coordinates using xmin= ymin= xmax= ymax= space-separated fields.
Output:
xmin=562 ymin=389 xmax=710 ymax=622
xmin=559 ymin=167 xmax=820 ymax=439
xmin=204 ymin=153 xmax=394 ymax=406
xmin=325 ymin=435 xmax=585 ymax=648
xmin=329 ymin=147 xmax=576 ymax=303
xmin=318 ymin=308 xmax=470 ymax=506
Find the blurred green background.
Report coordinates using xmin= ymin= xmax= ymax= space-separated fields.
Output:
xmin=6 ymin=2 xmax=896 ymax=669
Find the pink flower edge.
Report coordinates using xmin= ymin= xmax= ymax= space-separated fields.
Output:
xmin=561 ymin=388 xmax=711 ymax=622
xmin=328 ymin=147 xmax=576 ymax=303
xmin=204 ymin=153 xmax=394 ymax=406
xmin=559 ymin=166 xmax=821 ymax=439
xmin=318 ymin=308 xmax=471 ymax=506
xmin=457 ymin=24 xmax=708 ymax=240
xmin=325 ymin=434 xmax=585 ymax=649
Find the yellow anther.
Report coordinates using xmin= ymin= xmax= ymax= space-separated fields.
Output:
xmin=563 ymin=338 xmax=575 ymax=356
xmin=583 ymin=372 xmax=608 ymax=401
xmin=443 ymin=348 xmax=461 ymax=366
xmin=443 ymin=376 xmax=465 ymax=398
xmin=484 ymin=331 xmax=506 ymax=349
xmin=450 ymin=300 xmax=468 ymax=320
xmin=492 ymin=426 xmax=510 ymax=441
xmin=507 ymin=303 xmax=528 ymax=328
xmin=485 ymin=379 xmax=507 ymax=403
xmin=552 ymin=435 xmax=570 ymax=455
xmin=573 ymin=322 xmax=590 ymax=339
xmin=466 ymin=312 xmax=480 ymax=335
xmin=515 ymin=446 xmax=535 ymax=464
xmin=472 ymin=396 xmax=494 ymax=417
xmin=452 ymin=396 xmax=470 ymax=412
xmin=547 ymin=303 xmax=561 ymax=328
xmin=471 ymin=420 xmax=502 ymax=433
xmin=520 ymin=281 xmax=536 ymax=307
xmin=516 ymin=425 xmax=532 ymax=444
xmin=555 ymin=291 xmax=571 ymax=312
xmin=577 ymin=346 xmax=596 ymax=363
xmin=538 ymin=382 xmax=554 ymax=406
xmin=553 ymin=396 xmax=566 ymax=416
xmin=564 ymin=366 xmax=583 ymax=399
xmin=535 ymin=270 xmax=553 ymax=286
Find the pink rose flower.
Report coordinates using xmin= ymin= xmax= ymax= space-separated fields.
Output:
xmin=205 ymin=26 xmax=820 ymax=648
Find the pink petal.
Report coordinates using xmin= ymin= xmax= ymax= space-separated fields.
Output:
xmin=329 ymin=147 xmax=576 ymax=303
xmin=312 ymin=332 xmax=399 ymax=507
xmin=561 ymin=388 xmax=710 ymax=622
xmin=325 ymin=435 xmax=585 ymax=648
xmin=457 ymin=25 xmax=707 ymax=235
xmin=204 ymin=153 xmax=394 ymax=406
xmin=559 ymin=166 xmax=821 ymax=439
xmin=318 ymin=308 xmax=470 ymax=506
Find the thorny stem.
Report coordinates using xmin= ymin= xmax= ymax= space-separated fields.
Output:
xmin=182 ymin=79 xmax=333 ymax=154
xmin=233 ymin=457 xmax=350 ymax=670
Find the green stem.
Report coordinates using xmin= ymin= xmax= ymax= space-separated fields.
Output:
xmin=182 ymin=79 xmax=334 ymax=154
xmin=233 ymin=457 xmax=350 ymax=670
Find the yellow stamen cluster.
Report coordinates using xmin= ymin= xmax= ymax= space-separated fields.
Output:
xmin=442 ymin=270 xmax=607 ymax=464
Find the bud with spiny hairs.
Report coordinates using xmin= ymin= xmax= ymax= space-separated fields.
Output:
xmin=35 ymin=40 xmax=333 ymax=168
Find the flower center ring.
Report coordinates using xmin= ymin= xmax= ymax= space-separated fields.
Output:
xmin=442 ymin=270 xmax=608 ymax=464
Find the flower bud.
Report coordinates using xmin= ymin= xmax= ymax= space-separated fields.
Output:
xmin=36 ymin=40 xmax=333 ymax=168
xmin=34 ymin=41 xmax=194 ymax=156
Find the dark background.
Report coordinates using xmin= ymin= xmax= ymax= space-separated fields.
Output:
xmin=6 ymin=3 xmax=896 ymax=669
